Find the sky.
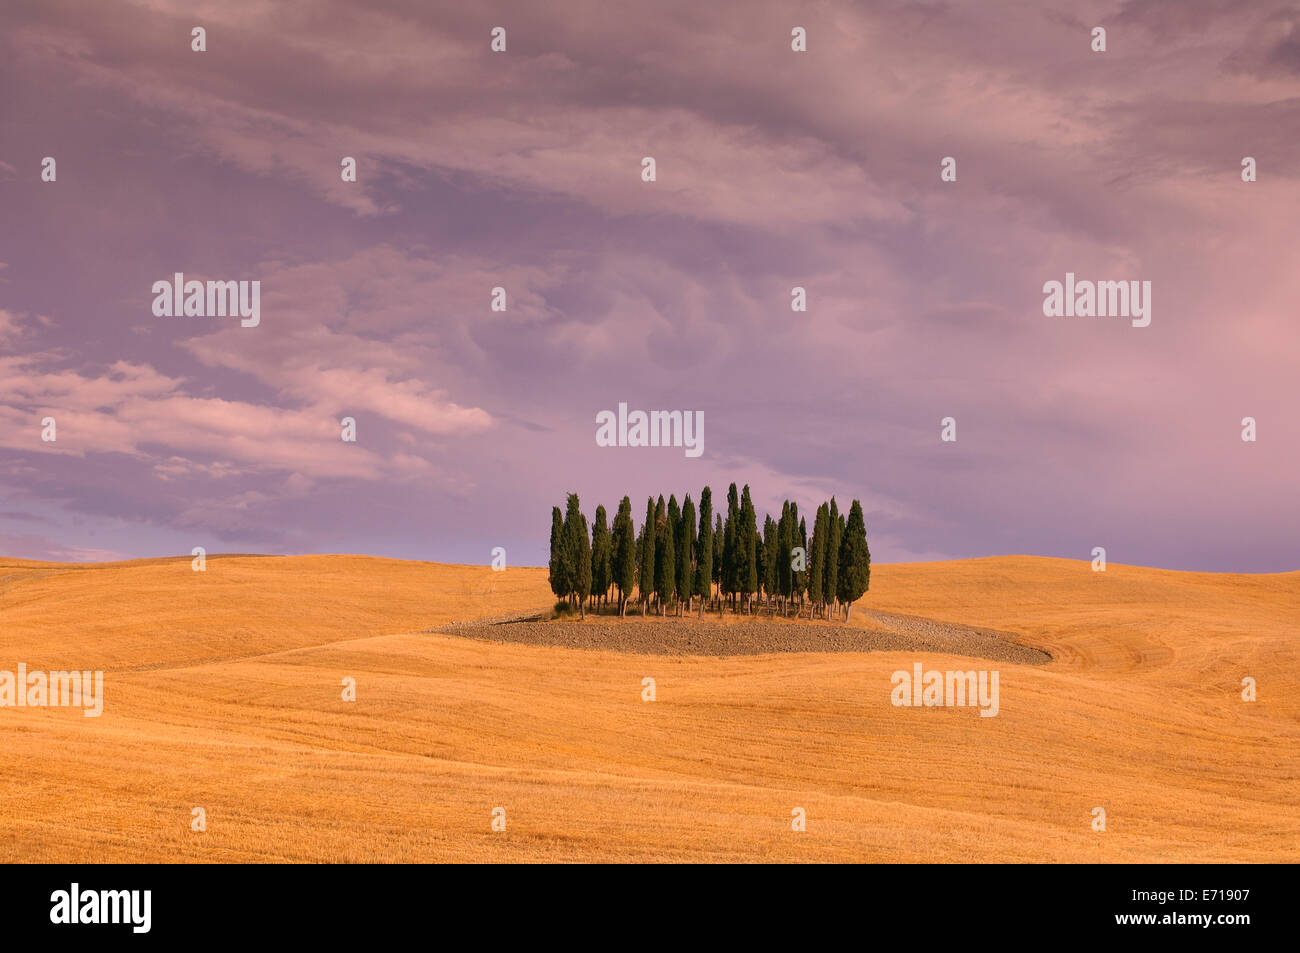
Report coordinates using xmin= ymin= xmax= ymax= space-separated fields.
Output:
xmin=1 ymin=0 xmax=1297 ymax=571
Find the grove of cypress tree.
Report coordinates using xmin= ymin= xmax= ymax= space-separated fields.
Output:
xmin=837 ymin=499 xmax=871 ymax=622
xmin=550 ymin=488 xmax=865 ymax=625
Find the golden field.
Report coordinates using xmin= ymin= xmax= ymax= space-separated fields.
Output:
xmin=0 ymin=554 xmax=1296 ymax=862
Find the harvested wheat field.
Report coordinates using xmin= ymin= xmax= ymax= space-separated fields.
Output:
xmin=0 ymin=554 xmax=1296 ymax=862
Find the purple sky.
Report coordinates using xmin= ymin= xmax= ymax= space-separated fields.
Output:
xmin=1 ymin=0 xmax=1297 ymax=571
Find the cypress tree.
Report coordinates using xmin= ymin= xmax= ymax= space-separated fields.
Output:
xmin=738 ymin=485 xmax=758 ymax=613
xmin=838 ymin=499 xmax=871 ymax=622
xmin=639 ymin=497 xmax=656 ymax=615
xmin=825 ymin=497 xmax=842 ymax=619
xmin=790 ymin=512 xmax=800 ymax=616
xmin=723 ymin=483 xmax=739 ymax=610
xmin=713 ymin=514 xmax=723 ymax=607
xmin=810 ymin=503 xmax=828 ymax=619
xmin=787 ymin=502 xmax=801 ymax=614
xmin=634 ymin=522 xmax=643 ymax=594
xmin=837 ymin=508 xmax=848 ymax=615
xmin=695 ymin=487 xmax=713 ymax=617
xmin=591 ymin=504 xmax=611 ymax=612
xmin=655 ymin=500 xmax=675 ymax=615
xmin=777 ymin=501 xmax=793 ymax=615
xmin=666 ymin=495 xmax=681 ymax=614
xmin=762 ymin=514 xmax=778 ymax=611
xmin=549 ymin=505 xmax=567 ymax=602
xmin=612 ymin=496 xmax=636 ymax=616
xmin=678 ymin=494 xmax=696 ymax=617
xmin=576 ymin=513 xmax=592 ymax=617
xmin=563 ymin=493 xmax=591 ymax=618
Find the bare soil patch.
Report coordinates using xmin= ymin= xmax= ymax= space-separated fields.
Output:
xmin=432 ymin=610 xmax=1050 ymax=664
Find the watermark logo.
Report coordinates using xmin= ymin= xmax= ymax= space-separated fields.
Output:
xmin=50 ymin=884 xmax=150 ymax=933
xmin=890 ymin=662 xmax=999 ymax=717
xmin=0 ymin=665 xmax=103 ymax=717
xmin=151 ymin=273 xmax=260 ymax=327
xmin=595 ymin=403 xmax=704 ymax=458
xmin=1042 ymin=272 xmax=1150 ymax=327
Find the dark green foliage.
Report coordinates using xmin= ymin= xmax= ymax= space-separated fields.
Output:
xmin=654 ymin=500 xmax=675 ymax=613
xmin=837 ymin=499 xmax=871 ymax=620
xmin=548 ymin=506 xmax=567 ymax=600
xmin=797 ymin=515 xmax=808 ymax=610
xmin=563 ymin=493 xmax=591 ymax=618
xmin=639 ymin=497 xmax=656 ymax=612
xmin=591 ymin=504 xmax=611 ymax=609
xmin=788 ymin=502 xmax=802 ymax=606
xmin=713 ymin=514 xmax=723 ymax=594
xmin=722 ymin=483 xmax=739 ymax=602
xmin=738 ymin=485 xmax=758 ymax=610
xmin=695 ymin=487 xmax=714 ymax=613
xmin=810 ymin=503 xmax=828 ymax=616
xmin=552 ymin=488 xmax=870 ymax=624
xmin=611 ymin=496 xmax=636 ymax=615
xmin=824 ymin=497 xmax=842 ymax=617
xmin=762 ymin=515 xmax=778 ymax=604
xmin=777 ymin=501 xmax=793 ymax=604
xmin=679 ymin=494 xmax=696 ymax=615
